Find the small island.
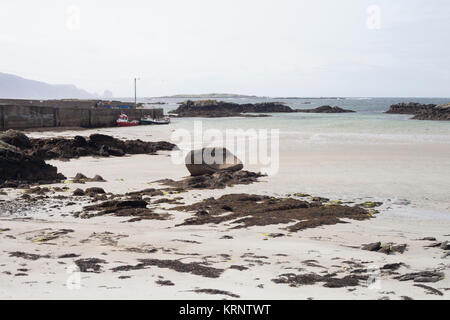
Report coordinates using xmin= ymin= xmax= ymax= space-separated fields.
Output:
xmin=169 ymin=100 xmax=292 ymax=117
xmin=169 ymin=100 xmax=356 ymax=117
xmin=386 ymin=102 xmax=450 ymax=121
xmin=294 ymin=105 xmax=355 ymax=113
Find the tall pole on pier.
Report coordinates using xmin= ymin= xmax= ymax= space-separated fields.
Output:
xmin=134 ymin=78 xmax=137 ymax=108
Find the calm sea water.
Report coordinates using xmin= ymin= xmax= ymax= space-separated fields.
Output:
xmin=131 ymin=97 xmax=450 ymax=147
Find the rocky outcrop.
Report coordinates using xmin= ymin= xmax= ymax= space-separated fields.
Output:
xmin=169 ymin=100 xmax=293 ymax=117
xmin=0 ymin=130 xmax=32 ymax=149
xmin=28 ymin=133 xmax=176 ymax=160
xmin=386 ymin=102 xmax=450 ymax=120
xmin=0 ymin=139 xmax=64 ymax=186
xmin=157 ymin=170 xmax=265 ymax=190
xmin=0 ymin=130 xmax=176 ymax=186
xmin=412 ymin=103 xmax=450 ymax=121
xmin=295 ymin=105 xmax=355 ymax=113
xmin=385 ymin=102 xmax=436 ymax=115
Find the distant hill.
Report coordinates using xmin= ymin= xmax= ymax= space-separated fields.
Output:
xmin=0 ymin=72 xmax=96 ymax=99
xmin=157 ymin=93 xmax=262 ymax=99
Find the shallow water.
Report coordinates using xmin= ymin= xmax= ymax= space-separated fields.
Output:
xmin=140 ymin=97 xmax=450 ymax=147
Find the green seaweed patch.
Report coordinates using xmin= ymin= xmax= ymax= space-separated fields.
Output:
xmin=366 ymin=209 xmax=379 ymax=216
xmin=311 ymin=197 xmax=330 ymax=202
xmin=359 ymin=201 xmax=382 ymax=208
xmin=294 ymin=193 xmax=310 ymax=198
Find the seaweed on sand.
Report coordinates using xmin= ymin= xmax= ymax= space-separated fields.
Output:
xmin=173 ymin=194 xmax=371 ymax=231
xmin=272 ymin=272 xmax=369 ymax=288
xmin=111 ymin=258 xmax=224 ymax=278
xmin=77 ymin=199 xmax=171 ymax=222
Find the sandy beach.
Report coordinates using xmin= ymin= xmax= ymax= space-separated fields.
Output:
xmin=2 ymin=0 xmax=450 ymax=308
xmin=1 ymin=125 xmax=449 ymax=300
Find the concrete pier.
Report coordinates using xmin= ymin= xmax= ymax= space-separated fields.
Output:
xmin=0 ymin=102 xmax=163 ymax=130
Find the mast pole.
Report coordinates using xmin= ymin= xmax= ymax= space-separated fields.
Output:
xmin=134 ymin=78 xmax=137 ymax=108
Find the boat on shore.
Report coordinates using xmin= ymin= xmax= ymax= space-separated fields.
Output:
xmin=140 ymin=115 xmax=171 ymax=125
xmin=116 ymin=113 xmax=139 ymax=127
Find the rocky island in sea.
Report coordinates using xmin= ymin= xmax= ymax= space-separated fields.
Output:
xmin=169 ymin=100 xmax=355 ymax=117
xmin=169 ymin=100 xmax=292 ymax=117
xmin=386 ymin=102 xmax=450 ymax=121
xmin=294 ymin=105 xmax=355 ymax=113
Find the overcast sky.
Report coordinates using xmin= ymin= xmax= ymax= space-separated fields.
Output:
xmin=0 ymin=0 xmax=449 ymax=97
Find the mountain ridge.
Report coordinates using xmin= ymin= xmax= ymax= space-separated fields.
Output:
xmin=0 ymin=72 xmax=96 ymax=99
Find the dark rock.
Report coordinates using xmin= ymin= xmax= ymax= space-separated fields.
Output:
xmin=25 ymin=187 xmax=50 ymax=195
xmin=73 ymin=136 xmax=88 ymax=147
xmin=98 ymin=145 xmax=109 ymax=157
xmin=413 ymin=103 xmax=450 ymax=121
xmin=229 ymin=265 xmax=249 ymax=271
xmin=381 ymin=263 xmax=404 ymax=271
xmin=108 ymin=147 xmax=125 ymax=157
xmin=74 ymin=173 xmax=88 ymax=180
xmin=25 ymin=133 xmax=176 ymax=161
xmin=0 ymin=130 xmax=31 ymax=149
xmin=169 ymin=99 xmax=293 ymax=117
xmin=386 ymin=102 xmax=450 ymax=121
xmin=385 ymin=102 xmax=436 ymax=115
xmin=425 ymin=242 xmax=442 ymax=248
xmin=440 ymin=241 xmax=450 ymax=250
xmin=392 ymin=244 xmax=407 ymax=254
xmin=419 ymin=237 xmax=437 ymax=241
xmin=361 ymin=242 xmax=381 ymax=252
xmin=311 ymin=196 xmax=330 ymax=202
xmin=295 ymin=105 xmax=356 ymax=113
xmin=73 ymin=188 xmax=85 ymax=196
xmin=362 ymin=242 xmax=406 ymax=255
xmin=92 ymin=175 xmax=106 ymax=182
xmin=74 ymin=258 xmax=106 ymax=273
xmin=378 ymin=245 xmax=394 ymax=255
xmin=85 ymin=187 xmax=106 ymax=195
xmin=2 ymin=181 xmax=18 ymax=188
xmin=89 ymin=134 xmax=117 ymax=148
xmin=157 ymin=170 xmax=265 ymax=190
xmin=0 ymin=140 xmax=65 ymax=185
xmin=395 ymin=270 xmax=445 ymax=283
xmin=58 ymin=253 xmax=81 ymax=259
xmin=156 ymin=280 xmax=175 ymax=286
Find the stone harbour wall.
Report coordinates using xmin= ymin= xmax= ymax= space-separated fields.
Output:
xmin=0 ymin=105 xmax=164 ymax=130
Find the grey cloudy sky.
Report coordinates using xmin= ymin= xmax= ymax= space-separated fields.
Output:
xmin=0 ymin=0 xmax=449 ymax=97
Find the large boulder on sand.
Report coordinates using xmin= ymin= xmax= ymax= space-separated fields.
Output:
xmin=185 ymin=147 xmax=243 ymax=176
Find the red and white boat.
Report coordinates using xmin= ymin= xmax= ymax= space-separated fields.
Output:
xmin=116 ymin=113 xmax=139 ymax=127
